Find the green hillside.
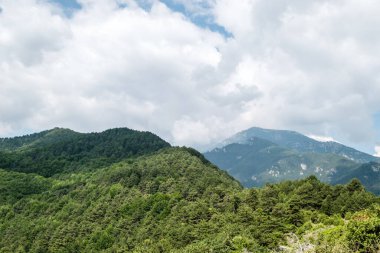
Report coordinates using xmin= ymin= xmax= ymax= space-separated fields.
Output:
xmin=0 ymin=128 xmax=80 ymax=151
xmin=0 ymin=129 xmax=379 ymax=252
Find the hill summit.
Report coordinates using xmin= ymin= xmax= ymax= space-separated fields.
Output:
xmin=0 ymin=127 xmax=170 ymax=176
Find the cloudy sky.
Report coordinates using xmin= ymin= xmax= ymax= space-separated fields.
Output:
xmin=1 ymin=0 xmax=380 ymax=154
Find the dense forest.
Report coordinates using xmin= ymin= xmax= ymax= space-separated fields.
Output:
xmin=0 ymin=128 xmax=379 ymax=252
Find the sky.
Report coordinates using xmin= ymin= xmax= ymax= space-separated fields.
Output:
xmin=0 ymin=0 xmax=380 ymax=154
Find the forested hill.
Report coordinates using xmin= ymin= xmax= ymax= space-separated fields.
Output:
xmin=0 ymin=127 xmax=170 ymax=176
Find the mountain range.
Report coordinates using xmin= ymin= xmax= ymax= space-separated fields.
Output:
xmin=204 ymin=127 xmax=380 ymax=194
xmin=0 ymin=127 xmax=379 ymax=252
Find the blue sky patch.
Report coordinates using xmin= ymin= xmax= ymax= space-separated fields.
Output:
xmin=160 ymin=0 xmax=232 ymax=38
xmin=49 ymin=0 xmax=232 ymax=37
xmin=373 ymin=112 xmax=380 ymax=138
xmin=49 ymin=0 xmax=82 ymax=17
xmin=134 ymin=0 xmax=154 ymax=11
xmin=50 ymin=0 xmax=81 ymax=9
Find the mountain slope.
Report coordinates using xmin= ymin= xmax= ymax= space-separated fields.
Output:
xmin=219 ymin=127 xmax=378 ymax=163
xmin=0 ymin=127 xmax=170 ymax=176
xmin=333 ymin=162 xmax=380 ymax=195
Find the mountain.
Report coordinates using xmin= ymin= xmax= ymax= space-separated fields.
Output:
xmin=0 ymin=128 xmax=379 ymax=252
xmin=218 ymin=127 xmax=378 ymax=163
xmin=205 ymin=127 xmax=379 ymax=192
xmin=205 ymin=137 xmax=358 ymax=187
xmin=0 ymin=127 xmax=170 ymax=176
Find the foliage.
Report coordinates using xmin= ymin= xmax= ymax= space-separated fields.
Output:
xmin=281 ymin=205 xmax=380 ymax=253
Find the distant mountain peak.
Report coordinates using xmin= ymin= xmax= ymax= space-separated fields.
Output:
xmin=216 ymin=126 xmax=378 ymax=164
xmin=205 ymin=126 xmax=380 ymax=194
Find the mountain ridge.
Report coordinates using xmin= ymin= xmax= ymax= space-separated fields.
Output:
xmin=216 ymin=126 xmax=378 ymax=163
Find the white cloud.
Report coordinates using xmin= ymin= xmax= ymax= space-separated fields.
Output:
xmin=308 ymin=135 xmax=336 ymax=143
xmin=0 ymin=0 xmax=70 ymax=65
xmin=0 ymin=0 xmax=224 ymax=141
xmin=1 ymin=0 xmax=380 ymax=153
xmin=172 ymin=116 xmax=213 ymax=146
xmin=374 ymin=146 xmax=380 ymax=157
xmin=209 ymin=0 xmax=380 ymax=148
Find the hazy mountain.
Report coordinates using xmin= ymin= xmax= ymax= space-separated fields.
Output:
xmin=205 ymin=137 xmax=358 ymax=187
xmin=205 ymin=127 xmax=379 ymax=193
xmin=217 ymin=127 xmax=378 ymax=163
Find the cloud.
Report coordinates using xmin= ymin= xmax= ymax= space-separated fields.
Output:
xmin=0 ymin=0 xmax=223 ymax=140
xmin=374 ymin=146 xmax=380 ymax=157
xmin=0 ymin=0 xmax=71 ymax=65
xmin=209 ymin=0 xmax=380 ymax=147
xmin=1 ymin=0 xmax=380 ymax=153
xmin=172 ymin=116 xmax=214 ymax=146
xmin=308 ymin=135 xmax=337 ymax=143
